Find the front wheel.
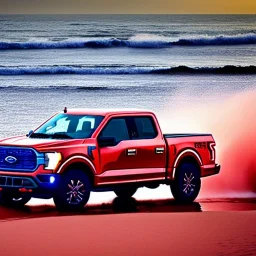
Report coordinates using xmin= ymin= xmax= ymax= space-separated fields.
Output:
xmin=170 ymin=163 xmax=201 ymax=203
xmin=0 ymin=193 xmax=31 ymax=207
xmin=53 ymin=170 xmax=91 ymax=211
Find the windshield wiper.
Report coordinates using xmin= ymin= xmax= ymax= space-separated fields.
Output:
xmin=50 ymin=133 xmax=73 ymax=139
xmin=29 ymin=132 xmax=72 ymax=139
xmin=29 ymin=133 xmax=50 ymax=139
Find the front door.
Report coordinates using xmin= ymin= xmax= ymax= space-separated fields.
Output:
xmin=96 ymin=117 xmax=134 ymax=184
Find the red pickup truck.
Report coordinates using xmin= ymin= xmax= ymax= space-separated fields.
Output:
xmin=0 ymin=109 xmax=220 ymax=210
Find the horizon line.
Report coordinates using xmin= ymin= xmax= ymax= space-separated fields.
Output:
xmin=0 ymin=13 xmax=255 ymax=15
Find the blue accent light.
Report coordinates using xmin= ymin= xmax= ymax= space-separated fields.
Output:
xmin=88 ymin=145 xmax=96 ymax=159
xmin=50 ymin=176 xmax=55 ymax=184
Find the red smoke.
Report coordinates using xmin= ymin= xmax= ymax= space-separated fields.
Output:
xmin=201 ymin=89 xmax=256 ymax=196
xmin=160 ymin=89 xmax=256 ymax=197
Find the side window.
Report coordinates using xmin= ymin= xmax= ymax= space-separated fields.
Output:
xmin=99 ymin=118 xmax=130 ymax=144
xmin=133 ymin=117 xmax=157 ymax=139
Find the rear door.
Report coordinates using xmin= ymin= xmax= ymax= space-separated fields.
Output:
xmin=128 ymin=116 xmax=166 ymax=182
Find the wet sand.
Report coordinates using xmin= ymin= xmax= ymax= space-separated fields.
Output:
xmin=1 ymin=198 xmax=256 ymax=255
xmin=1 ymin=197 xmax=256 ymax=221
xmin=1 ymin=210 xmax=256 ymax=256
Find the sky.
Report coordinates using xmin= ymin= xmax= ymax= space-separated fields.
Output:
xmin=0 ymin=0 xmax=255 ymax=14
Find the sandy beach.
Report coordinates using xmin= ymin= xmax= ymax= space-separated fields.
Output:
xmin=0 ymin=211 xmax=256 ymax=256
xmin=0 ymin=198 xmax=256 ymax=255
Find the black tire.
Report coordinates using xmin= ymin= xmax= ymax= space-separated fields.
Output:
xmin=170 ymin=163 xmax=201 ymax=203
xmin=53 ymin=170 xmax=91 ymax=211
xmin=114 ymin=187 xmax=137 ymax=198
xmin=0 ymin=193 xmax=31 ymax=207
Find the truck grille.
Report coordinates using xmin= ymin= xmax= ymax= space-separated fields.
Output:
xmin=0 ymin=175 xmax=37 ymax=188
xmin=0 ymin=147 xmax=37 ymax=172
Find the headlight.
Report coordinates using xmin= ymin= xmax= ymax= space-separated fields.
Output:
xmin=44 ymin=152 xmax=62 ymax=170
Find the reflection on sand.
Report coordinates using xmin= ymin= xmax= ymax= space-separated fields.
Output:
xmin=1 ymin=197 xmax=256 ymax=222
xmin=0 ymin=197 xmax=201 ymax=221
xmin=112 ymin=197 xmax=201 ymax=213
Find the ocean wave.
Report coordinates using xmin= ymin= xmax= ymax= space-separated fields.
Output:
xmin=0 ymin=85 xmax=123 ymax=91
xmin=0 ymin=33 xmax=255 ymax=50
xmin=0 ymin=65 xmax=255 ymax=75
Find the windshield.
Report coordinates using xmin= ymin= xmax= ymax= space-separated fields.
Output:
xmin=30 ymin=114 xmax=104 ymax=139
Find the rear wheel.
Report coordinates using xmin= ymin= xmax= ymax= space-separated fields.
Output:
xmin=114 ymin=187 xmax=137 ymax=198
xmin=53 ymin=170 xmax=91 ymax=211
xmin=0 ymin=193 xmax=31 ymax=207
xmin=170 ymin=163 xmax=201 ymax=203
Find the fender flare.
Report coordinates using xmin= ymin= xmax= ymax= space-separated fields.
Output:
xmin=56 ymin=156 xmax=96 ymax=174
xmin=172 ymin=149 xmax=202 ymax=179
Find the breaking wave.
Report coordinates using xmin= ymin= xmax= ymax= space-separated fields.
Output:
xmin=0 ymin=33 xmax=255 ymax=50
xmin=0 ymin=65 xmax=255 ymax=75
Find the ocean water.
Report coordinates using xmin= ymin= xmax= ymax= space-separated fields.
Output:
xmin=0 ymin=14 xmax=255 ymax=135
xmin=0 ymin=14 xmax=255 ymax=203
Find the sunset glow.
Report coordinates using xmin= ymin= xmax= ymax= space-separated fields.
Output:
xmin=1 ymin=0 xmax=256 ymax=14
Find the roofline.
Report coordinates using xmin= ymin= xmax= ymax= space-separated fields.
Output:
xmin=58 ymin=108 xmax=156 ymax=116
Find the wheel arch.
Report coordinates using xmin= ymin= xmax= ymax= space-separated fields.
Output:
xmin=172 ymin=149 xmax=202 ymax=179
xmin=57 ymin=156 xmax=95 ymax=186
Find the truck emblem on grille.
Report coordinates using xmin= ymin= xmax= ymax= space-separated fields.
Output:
xmin=5 ymin=156 xmax=17 ymax=164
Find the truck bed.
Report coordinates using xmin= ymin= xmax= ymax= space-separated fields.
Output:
xmin=164 ymin=133 xmax=212 ymax=138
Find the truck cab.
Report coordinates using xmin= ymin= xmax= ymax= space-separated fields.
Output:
xmin=0 ymin=109 xmax=220 ymax=210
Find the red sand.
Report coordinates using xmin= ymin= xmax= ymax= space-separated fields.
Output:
xmin=0 ymin=212 xmax=256 ymax=256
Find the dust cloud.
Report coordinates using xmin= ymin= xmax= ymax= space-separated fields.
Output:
xmin=159 ymin=89 xmax=256 ymax=197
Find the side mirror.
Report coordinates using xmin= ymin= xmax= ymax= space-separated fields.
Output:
xmin=26 ymin=130 xmax=34 ymax=137
xmin=98 ymin=137 xmax=116 ymax=148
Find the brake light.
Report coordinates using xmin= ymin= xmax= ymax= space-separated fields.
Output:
xmin=208 ymin=142 xmax=216 ymax=161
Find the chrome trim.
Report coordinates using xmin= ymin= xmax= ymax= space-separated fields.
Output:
xmin=183 ymin=172 xmax=196 ymax=196
xmin=5 ymin=156 xmax=17 ymax=164
xmin=127 ymin=149 xmax=137 ymax=156
xmin=66 ymin=179 xmax=85 ymax=205
xmin=155 ymin=147 xmax=164 ymax=154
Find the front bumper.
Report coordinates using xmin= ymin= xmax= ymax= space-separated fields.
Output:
xmin=0 ymin=173 xmax=61 ymax=199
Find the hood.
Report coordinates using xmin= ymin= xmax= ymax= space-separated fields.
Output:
xmin=0 ymin=135 xmax=94 ymax=151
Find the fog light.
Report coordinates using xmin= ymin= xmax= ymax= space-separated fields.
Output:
xmin=50 ymin=176 xmax=55 ymax=184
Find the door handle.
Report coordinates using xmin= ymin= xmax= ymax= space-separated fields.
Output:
xmin=155 ymin=147 xmax=164 ymax=154
xmin=126 ymin=149 xmax=137 ymax=156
